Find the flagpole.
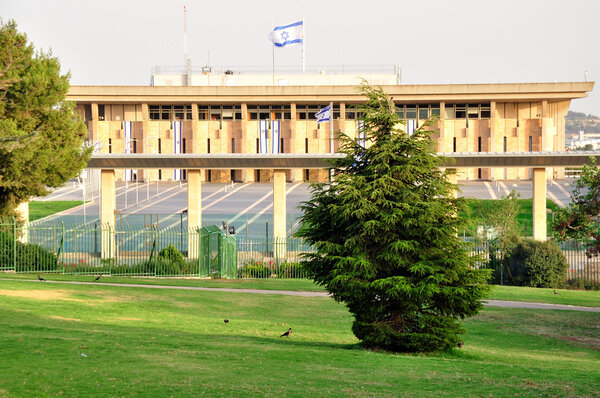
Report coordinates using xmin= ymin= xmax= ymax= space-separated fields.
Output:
xmin=329 ymin=101 xmax=334 ymax=181
xmin=272 ymin=13 xmax=275 ymax=86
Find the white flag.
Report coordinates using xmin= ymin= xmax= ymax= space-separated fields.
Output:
xmin=269 ymin=20 xmax=303 ymax=47
xmin=315 ymin=105 xmax=330 ymax=123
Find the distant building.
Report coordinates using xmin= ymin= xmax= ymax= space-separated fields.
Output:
xmin=68 ymin=67 xmax=594 ymax=182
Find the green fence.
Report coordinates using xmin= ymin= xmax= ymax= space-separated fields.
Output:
xmin=236 ymin=237 xmax=313 ymax=278
xmin=0 ymin=219 xmax=237 ymax=278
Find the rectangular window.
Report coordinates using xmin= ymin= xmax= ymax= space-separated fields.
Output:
xmin=529 ymin=136 xmax=533 ymax=152
xmin=395 ymin=105 xmax=405 ymax=119
xmin=198 ymin=106 xmax=208 ymax=120
xmin=132 ymin=139 xmax=137 ymax=154
xmin=158 ymin=169 xmax=162 ymax=180
xmin=478 ymin=168 xmax=482 ymax=179
xmin=149 ymin=105 xmax=160 ymax=120
xmin=207 ymin=138 xmax=211 ymax=154
xmin=503 ymin=136 xmax=508 ymax=152
xmin=280 ymin=138 xmax=285 ymax=153
xmin=418 ymin=107 xmax=429 ymax=120
xmin=478 ymin=137 xmax=482 ymax=152
xmin=305 ymin=138 xmax=309 ymax=153
xmin=108 ymin=138 xmax=112 ymax=154
xmin=158 ymin=138 xmax=162 ymax=154
xmin=98 ymin=105 xmax=105 ymax=121
xmin=231 ymin=138 xmax=235 ymax=153
xmin=468 ymin=105 xmax=479 ymax=119
xmin=453 ymin=137 xmax=457 ymax=152
xmin=207 ymin=170 xmax=212 ymax=182
xmin=455 ymin=104 xmax=466 ymax=119
xmin=256 ymin=138 xmax=259 ymax=153
xmin=480 ymin=104 xmax=491 ymax=118
xmin=445 ymin=104 xmax=455 ymax=119
xmin=182 ymin=138 xmax=186 ymax=154
xmin=406 ymin=105 xmax=417 ymax=119
xmin=84 ymin=104 xmax=92 ymax=121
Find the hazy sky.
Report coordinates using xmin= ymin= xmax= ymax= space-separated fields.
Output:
xmin=3 ymin=0 xmax=599 ymax=114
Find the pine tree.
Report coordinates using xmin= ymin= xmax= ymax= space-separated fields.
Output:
xmin=297 ymin=85 xmax=491 ymax=352
xmin=0 ymin=20 xmax=92 ymax=218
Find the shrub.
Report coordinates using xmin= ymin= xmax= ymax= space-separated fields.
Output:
xmin=505 ymin=239 xmax=569 ymax=288
xmin=275 ymin=261 xmax=304 ymax=278
xmin=238 ymin=259 xmax=273 ymax=278
xmin=15 ymin=243 xmax=58 ymax=272
xmin=158 ymin=245 xmax=185 ymax=264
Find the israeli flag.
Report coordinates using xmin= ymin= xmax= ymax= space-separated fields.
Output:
xmin=259 ymin=121 xmax=269 ymax=154
xmin=357 ymin=120 xmax=366 ymax=148
xmin=315 ymin=105 xmax=331 ymax=123
xmin=272 ymin=121 xmax=281 ymax=153
xmin=406 ymin=119 xmax=417 ymax=136
xmin=270 ymin=20 xmax=303 ymax=47
xmin=173 ymin=121 xmax=182 ymax=180
xmin=123 ymin=121 xmax=133 ymax=181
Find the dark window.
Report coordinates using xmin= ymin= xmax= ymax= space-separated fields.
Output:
xmin=158 ymin=138 xmax=162 ymax=154
xmin=455 ymin=104 xmax=466 ymax=119
xmin=108 ymin=138 xmax=112 ymax=154
xmin=182 ymin=138 xmax=186 ymax=154
xmin=529 ymin=136 xmax=532 ymax=152
xmin=98 ymin=105 xmax=105 ymax=121
xmin=207 ymin=138 xmax=211 ymax=154
xmin=305 ymin=138 xmax=309 ymax=153
xmin=231 ymin=138 xmax=235 ymax=153
xmin=256 ymin=138 xmax=259 ymax=153
xmin=478 ymin=137 xmax=482 ymax=152
xmin=280 ymin=138 xmax=284 ymax=153
xmin=84 ymin=104 xmax=92 ymax=121
xmin=158 ymin=169 xmax=162 ymax=180
xmin=453 ymin=137 xmax=457 ymax=152
xmin=132 ymin=139 xmax=137 ymax=154
xmin=304 ymin=169 xmax=309 ymax=181
xmin=503 ymin=136 xmax=508 ymax=152
xmin=207 ymin=170 xmax=212 ymax=182
xmin=478 ymin=168 xmax=482 ymax=179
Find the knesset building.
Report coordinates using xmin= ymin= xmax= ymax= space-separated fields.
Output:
xmin=62 ymin=70 xmax=596 ymax=253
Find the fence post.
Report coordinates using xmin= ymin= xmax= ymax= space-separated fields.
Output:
xmin=12 ymin=217 xmax=16 ymax=271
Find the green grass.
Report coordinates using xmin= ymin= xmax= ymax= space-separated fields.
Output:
xmin=0 ymin=279 xmax=598 ymax=397
xmin=462 ymin=198 xmax=560 ymax=236
xmin=486 ymin=285 xmax=600 ymax=307
xmin=28 ymin=201 xmax=83 ymax=221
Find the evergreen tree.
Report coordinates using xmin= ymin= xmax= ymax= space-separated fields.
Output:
xmin=0 ymin=20 xmax=91 ymax=218
xmin=297 ymin=85 xmax=491 ymax=352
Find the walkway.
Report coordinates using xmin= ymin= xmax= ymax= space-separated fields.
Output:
xmin=3 ymin=278 xmax=600 ymax=313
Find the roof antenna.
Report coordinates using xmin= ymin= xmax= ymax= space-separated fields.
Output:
xmin=184 ymin=6 xmax=191 ymax=86
xmin=584 ymin=70 xmax=588 ymax=82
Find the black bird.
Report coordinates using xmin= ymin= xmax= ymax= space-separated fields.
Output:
xmin=224 ymin=319 xmax=229 ymax=324
xmin=457 ymin=342 xmax=464 ymax=348
xmin=37 ymin=275 xmax=46 ymax=281
xmin=554 ymin=290 xmax=559 ymax=295
xmin=94 ymin=275 xmax=102 ymax=281
xmin=280 ymin=328 xmax=292 ymax=337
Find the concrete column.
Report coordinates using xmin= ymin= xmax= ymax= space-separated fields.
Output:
xmin=15 ymin=201 xmax=29 ymax=243
xmin=446 ymin=169 xmax=458 ymax=198
xmin=101 ymin=169 xmax=116 ymax=258
xmin=273 ymin=169 xmax=287 ymax=258
xmin=532 ymin=168 xmax=547 ymax=241
xmin=187 ymin=169 xmax=202 ymax=259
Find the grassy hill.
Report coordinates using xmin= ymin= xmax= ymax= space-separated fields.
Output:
xmin=566 ymin=110 xmax=600 ymax=135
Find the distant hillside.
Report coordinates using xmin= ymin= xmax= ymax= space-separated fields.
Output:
xmin=566 ymin=111 xmax=600 ymax=135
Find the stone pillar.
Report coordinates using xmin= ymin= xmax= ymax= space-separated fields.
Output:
xmin=101 ymin=169 xmax=116 ymax=258
xmin=15 ymin=201 xmax=29 ymax=243
xmin=532 ymin=168 xmax=547 ymax=241
xmin=187 ymin=169 xmax=202 ymax=259
xmin=273 ymin=169 xmax=287 ymax=258
xmin=446 ymin=169 xmax=458 ymax=198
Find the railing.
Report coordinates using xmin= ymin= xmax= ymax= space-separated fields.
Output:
xmin=0 ymin=218 xmax=598 ymax=286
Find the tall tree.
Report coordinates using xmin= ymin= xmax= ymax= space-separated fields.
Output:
xmin=0 ymin=20 xmax=91 ymax=218
xmin=297 ymin=85 xmax=490 ymax=352
xmin=553 ymin=157 xmax=600 ymax=256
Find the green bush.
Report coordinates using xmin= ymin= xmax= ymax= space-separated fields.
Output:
xmin=238 ymin=259 xmax=274 ymax=278
xmin=505 ymin=239 xmax=569 ymax=288
xmin=0 ymin=231 xmax=57 ymax=272
xmin=158 ymin=245 xmax=185 ymax=264
xmin=275 ymin=261 xmax=304 ymax=278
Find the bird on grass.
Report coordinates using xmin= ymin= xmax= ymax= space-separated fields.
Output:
xmin=37 ymin=275 xmax=46 ymax=281
xmin=224 ymin=319 xmax=229 ymax=324
xmin=554 ymin=290 xmax=559 ymax=295
xmin=457 ymin=342 xmax=464 ymax=348
xmin=94 ymin=275 xmax=102 ymax=281
xmin=280 ymin=328 xmax=292 ymax=337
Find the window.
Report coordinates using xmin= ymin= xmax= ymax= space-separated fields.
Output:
xmin=297 ymin=104 xmax=339 ymax=120
xmin=280 ymin=138 xmax=284 ymax=153
xmin=503 ymin=136 xmax=508 ymax=152
xmin=108 ymin=138 xmax=112 ymax=154
xmin=455 ymin=104 xmax=467 ymax=119
xmin=132 ymin=139 xmax=137 ymax=154
xmin=158 ymin=138 xmax=162 ymax=154
xmin=231 ymin=138 xmax=235 ymax=153
xmin=207 ymin=138 xmax=211 ymax=154
xmin=478 ymin=137 xmax=482 ymax=152
xmin=182 ymin=138 xmax=186 ymax=154
xmin=98 ymin=105 xmax=105 ymax=121
xmin=453 ymin=137 xmax=457 ymax=152
xmin=394 ymin=104 xmax=440 ymax=120
xmin=305 ymin=138 xmax=309 ymax=153
xmin=529 ymin=136 xmax=533 ymax=152
xmin=444 ymin=103 xmax=490 ymax=119
xmin=149 ymin=105 xmax=193 ymax=120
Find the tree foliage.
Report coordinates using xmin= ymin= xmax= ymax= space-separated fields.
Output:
xmin=553 ymin=157 xmax=600 ymax=256
xmin=297 ymin=85 xmax=491 ymax=352
xmin=0 ymin=20 xmax=92 ymax=218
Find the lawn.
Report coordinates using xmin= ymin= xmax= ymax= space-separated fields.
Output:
xmin=0 ymin=279 xmax=598 ymax=397
xmin=28 ymin=201 xmax=83 ymax=222
xmin=462 ymin=198 xmax=560 ymax=236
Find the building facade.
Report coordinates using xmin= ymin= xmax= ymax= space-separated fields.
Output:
xmin=68 ymin=80 xmax=594 ymax=183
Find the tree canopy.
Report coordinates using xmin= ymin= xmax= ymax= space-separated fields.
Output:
xmin=553 ymin=157 xmax=600 ymax=256
xmin=0 ymin=20 xmax=91 ymax=218
xmin=297 ymin=85 xmax=491 ymax=352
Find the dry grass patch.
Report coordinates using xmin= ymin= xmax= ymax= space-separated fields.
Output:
xmin=0 ymin=289 xmax=82 ymax=301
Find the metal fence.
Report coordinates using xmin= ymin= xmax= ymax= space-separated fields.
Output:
xmin=0 ymin=219 xmax=237 ymax=278
xmin=1 ymin=218 xmax=599 ymax=286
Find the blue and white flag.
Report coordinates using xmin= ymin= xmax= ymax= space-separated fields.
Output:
xmin=315 ymin=105 xmax=331 ymax=123
xmin=173 ymin=121 xmax=182 ymax=181
xmin=272 ymin=121 xmax=280 ymax=154
xmin=406 ymin=119 xmax=417 ymax=136
xmin=357 ymin=120 xmax=366 ymax=148
xmin=270 ymin=20 xmax=303 ymax=47
xmin=259 ymin=121 xmax=269 ymax=154
xmin=123 ymin=121 xmax=133 ymax=181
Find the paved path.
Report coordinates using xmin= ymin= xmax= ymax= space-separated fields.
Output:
xmin=3 ymin=278 xmax=599 ymax=312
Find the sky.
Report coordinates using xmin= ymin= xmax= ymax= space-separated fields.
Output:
xmin=2 ymin=0 xmax=599 ymax=114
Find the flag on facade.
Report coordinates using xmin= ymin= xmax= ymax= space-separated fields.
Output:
xmin=123 ymin=121 xmax=133 ymax=181
xmin=270 ymin=20 xmax=303 ymax=47
xmin=173 ymin=121 xmax=182 ymax=180
xmin=406 ymin=119 xmax=417 ymax=136
xmin=315 ymin=105 xmax=331 ymax=123
xmin=259 ymin=121 xmax=269 ymax=154
xmin=272 ymin=121 xmax=281 ymax=153
xmin=357 ymin=120 xmax=366 ymax=148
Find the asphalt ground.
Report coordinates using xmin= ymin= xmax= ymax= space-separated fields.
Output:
xmin=33 ymin=179 xmax=580 ymax=238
